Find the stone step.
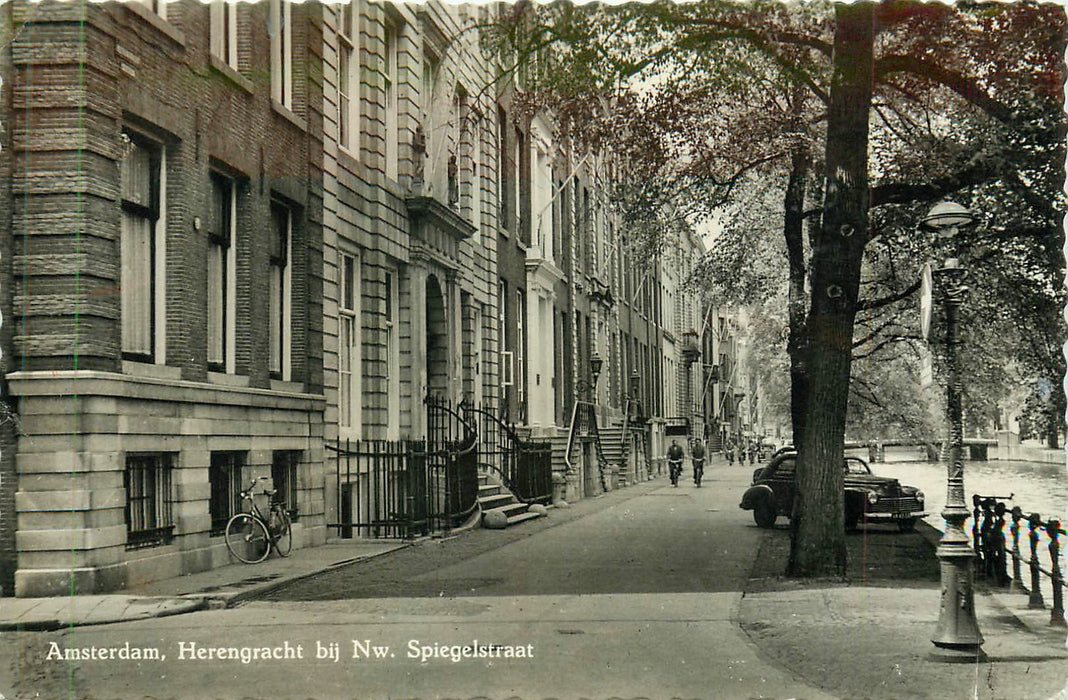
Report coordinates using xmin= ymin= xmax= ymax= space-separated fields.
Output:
xmin=483 ymin=500 xmax=537 ymax=529
xmin=478 ymin=483 xmax=501 ymax=497
xmin=477 ymin=493 xmax=513 ymax=510
xmin=505 ymin=511 xmax=542 ymax=526
xmin=494 ymin=502 xmax=529 ymax=518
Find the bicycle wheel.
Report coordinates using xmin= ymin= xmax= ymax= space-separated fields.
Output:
xmin=272 ymin=508 xmax=292 ymax=557
xmin=225 ymin=514 xmax=271 ymax=564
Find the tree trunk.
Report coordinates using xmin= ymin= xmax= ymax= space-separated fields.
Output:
xmin=788 ymin=3 xmax=874 ymax=579
xmin=784 ymin=147 xmax=809 ymax=447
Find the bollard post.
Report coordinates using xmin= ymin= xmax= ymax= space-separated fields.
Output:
xmin=1028 ymin=513 xmax=1046 ymax=610
xmin=1047 ymin=520 xmax=1066 ymax=627
xmin=1009 ymin=507 xmax=1024 ymax=593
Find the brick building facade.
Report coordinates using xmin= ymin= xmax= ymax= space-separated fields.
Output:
xmin=1 ymin=0 xmax=325 ymax=596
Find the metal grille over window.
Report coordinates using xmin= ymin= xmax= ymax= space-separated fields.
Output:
xmin=385 ymin=271 xmax=400 ymax=438
xmin=124 ymin=454 xmax=175 ymax=549
xmin=272 ymin=450 xmax=300 ymax=519
xmin=209 ymin=451 xmax=245 ymax=535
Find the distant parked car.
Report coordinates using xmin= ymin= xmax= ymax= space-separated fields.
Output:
xmin=739 ymin=449 xmax=926 ymax=531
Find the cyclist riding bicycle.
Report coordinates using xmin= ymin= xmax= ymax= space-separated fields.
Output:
xmin=667 ymin=439 xmax=684 ymax=487
xmin=691 ymin=439 xmax=706 ymax=487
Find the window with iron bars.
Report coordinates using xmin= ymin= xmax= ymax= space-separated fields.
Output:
xmin=209 ymin=451 xmax=245 ymax=536
xmin=271 ymin=450 xmax=300 ymax=520
xmin=125 ymin=453 xmax=176 ymax=550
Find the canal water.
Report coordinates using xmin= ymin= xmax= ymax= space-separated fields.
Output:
xmin=857 ymin=451 xmax=1068 ymax=600
xmin=861 ymin=455 xmax=1068 ymax=529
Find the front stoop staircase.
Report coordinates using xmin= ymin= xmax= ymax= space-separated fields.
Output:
xmin=549 ymin=429 xmax=570 ymax=475
xmin=709 ymin=431 xmax=723 ymax=454
xmin=599 ymin=424 xmax=626 ymax=486
xmin=478 ymin=471 xmax=544 ymax=529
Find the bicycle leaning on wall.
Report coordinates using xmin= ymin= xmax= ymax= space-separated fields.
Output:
xmin=225 ymin=477 xmax=293 ymax=564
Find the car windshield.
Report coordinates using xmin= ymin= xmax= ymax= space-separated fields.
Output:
xmin=844 ymin=458 xmax=871 ymax=475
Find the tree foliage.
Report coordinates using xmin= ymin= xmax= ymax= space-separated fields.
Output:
xmin=483 ymin=0 xmax=1066 ymax=577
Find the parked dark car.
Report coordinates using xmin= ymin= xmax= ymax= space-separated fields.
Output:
xmin=739 ymin=450 xmax=926 ymax=531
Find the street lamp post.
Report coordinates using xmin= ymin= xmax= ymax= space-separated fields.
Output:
xmin=920 ymin=201 xmax=986 ymax=662
xmin=577 ymin=352 xmax=605 ymax=403
xmin=590 ymin=352 xmax=603 ymax=400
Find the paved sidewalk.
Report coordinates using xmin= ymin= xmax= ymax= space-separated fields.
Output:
xmin=0 ymin=474 xmax=667 ymax=635
xmin=739 ymin=512 xmax=1068 ymax=699
xmin=0 ymin=540 xmax=408 ymax=631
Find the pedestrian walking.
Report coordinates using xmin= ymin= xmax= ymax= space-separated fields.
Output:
xmin=725 ymin=439 xmax=735 ymax=466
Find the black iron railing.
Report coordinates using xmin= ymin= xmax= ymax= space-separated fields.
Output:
xmin=329 ymin=438 xmax=423 ymax=539
xmin=564 ymin=401 xmax=610 ymax=493
xmin=971 ymin=494 xmax=1066 ymax=628
xmin=425 ymin=394 xmax=480 ymax=532
xmin=461 ymin=401 xmax=552 ymax=504
xmin=328 ymin=396 xmax=480 ymax=540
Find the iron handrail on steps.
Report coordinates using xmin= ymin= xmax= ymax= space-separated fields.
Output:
xmin=461 ymin=401 xmax=552 ymax=504
xmin=425 ymin=395 xmax=480 ymax=530
xmin=564 ymin=400 xmax=580 ymax=480
xmin=564 ymin=401 xmax=609 ymax=493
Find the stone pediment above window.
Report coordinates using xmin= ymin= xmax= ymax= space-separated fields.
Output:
xmin=417 ymin=8 xmax=449 ymax=58
xmin=406 ymin=195 xmax=476 ymax=242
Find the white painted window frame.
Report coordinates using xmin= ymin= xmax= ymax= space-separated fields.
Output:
xmin=120 ymin=131 xmax=167 ymax=365
xmin=516 ymin=288 xmax=525 ymax=404
xmin=384 ymin=268 xmax=400 ymax=440
xmin=270 ymin=0 xmax=293 ymax=108
xmin=269 ymin=200 xmax=292 ymax=381
xmin=383 ymin=19 xmax=399 ymax=181
xmin=138 ymin=0 xmax=168 ymax=20
xmin=210 ymin=1 xmax=238 ymax=70
xmin=338 ymin=3 xmax=359 ymax=155
xmin=208 ymin=172 xmax=237 ymax=374
xmin=338 ymin=250 xmax=362 ymax=436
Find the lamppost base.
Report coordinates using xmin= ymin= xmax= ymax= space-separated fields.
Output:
xmin=931 ymin=547 xmax=985 ymax=659
xmin=929 ymin=644 xmax=988 ymax=664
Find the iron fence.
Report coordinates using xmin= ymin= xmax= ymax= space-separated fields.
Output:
xmin=971 ymin=493 xmax=1066 ymax=628
xmin=328 ymin=396 xmax=480 ymax=540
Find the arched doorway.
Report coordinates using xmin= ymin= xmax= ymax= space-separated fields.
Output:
xmin=425 ymin=274 xmax=449 ymax=398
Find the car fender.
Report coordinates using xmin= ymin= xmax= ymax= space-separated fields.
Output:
xmin=740 ymin=484 xmax=774 ymax=511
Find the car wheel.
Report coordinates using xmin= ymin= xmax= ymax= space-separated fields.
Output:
xmin=754 ymin=500 xmax=776 ymax=528
xmin=898 ymin=518 xmax=917 ymax=533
